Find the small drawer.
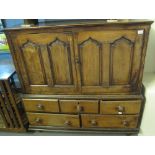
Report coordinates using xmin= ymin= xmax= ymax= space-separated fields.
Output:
xmin=60 ymin=100 xmax=98 ymax=113
xmin=23 ymin=99 xmax=59 ymax=113
xmin=27 ymin=113 xmax=80 ymax=128
xmin=81 ymin=114 xmax=139 ymax=128
xmin=100 ymin=100 xmax=141 ymax=115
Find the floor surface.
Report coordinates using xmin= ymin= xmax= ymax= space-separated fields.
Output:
xmin=139 ymin=72 xmax=155 ymax=136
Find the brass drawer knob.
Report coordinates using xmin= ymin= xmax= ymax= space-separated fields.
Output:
xmin=36 ymin=104 xmax=44 ymax=110
xmin=116 ymin=106 xmax=125 ymax=114
xmin=76 ymin=105 xmax=83 ymax=113
xmin=122 ymin=120 xmax=129 ymax=127
xmin=35 ymin=118 xmax=42 ymax=124
xmin=90 ymin=120 xmax=97 ymax=126
xmin=64 ymin=120 xmax=71 ymax=127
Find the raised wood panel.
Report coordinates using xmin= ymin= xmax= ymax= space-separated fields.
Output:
xmin=40 ymin=45 xmax=54 ymax=86
xmin=78 ymin=37 xmax=102 ymax=86
xmin=21 ymin=41 xmax=46 ymax=85
xmin=110 ymin=37 xmax=134 ymax=85
xmin=48 ymin=38 xmax=73 ymax=85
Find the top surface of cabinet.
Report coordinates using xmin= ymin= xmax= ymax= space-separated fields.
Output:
xmin=3 ymin=19 xmax=153 ymax=31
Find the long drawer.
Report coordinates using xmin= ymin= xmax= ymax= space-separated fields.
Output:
xmin=81 ymin=114 xmax=139 ymax=128
xmin=23 ymin=99 xmax=59 ymax=113
xmin=59 ymin=100 xmax=98 ymax=113
xmin=27 ymin=113 xmax=80 ymax=128
xmin=100 ymin=100 xmax=141 ymax=114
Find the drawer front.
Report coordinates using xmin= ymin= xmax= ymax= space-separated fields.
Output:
xmin=81 ymin=114 xmax=139 ymax=128
xmin=27 ymin=113 xmax=80 ymax=128
xmin=60 ymin=100 xmax=98 ymax=113
xmin=23 ymin=99 xmax=59 ymax=113
xmin=100 ymin=100 xmax=141 ymax=114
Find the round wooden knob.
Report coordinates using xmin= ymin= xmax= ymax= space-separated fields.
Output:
xmin=64 ymin=120 xmax=71 ymax=126
xmin=122 ymin=120 xmax=129 ymax=127
xmin=37 ymin=104 xmax=44 ymax=110
xmin=116 ymin=106 xmax=125 ymax=114
xmin=76 ymin=105 xmax=83 ymax=112
xmin=35 ymin=118 xmax=42 ymax=123
xmin=90 ymin=120 xmax=97 ymax=126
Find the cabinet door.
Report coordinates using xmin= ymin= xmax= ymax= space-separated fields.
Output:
xmin=75 ymin=30 xmax=143 ymax=94
xmin=13 ymin=32 xmax=77 ymax=94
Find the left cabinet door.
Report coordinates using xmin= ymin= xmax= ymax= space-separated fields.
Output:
xmin=12 ymin=32 xmax=78 ymax=94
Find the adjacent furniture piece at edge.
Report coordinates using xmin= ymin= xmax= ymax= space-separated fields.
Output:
xmin=0 ymin=66 xmax=28 ymax=132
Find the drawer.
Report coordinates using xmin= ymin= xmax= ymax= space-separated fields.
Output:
xmin=27 ymin=113 xmax=80 ymax=128
xmin=100 ymin=100 xmax=141 ymax=114
xmin=81 ymin=114 xmax=139 ymax=128
xmin=60 ymin=100 xmax=98 ymax=113
xmin=23 ymin=99 xmax=59 ymax=113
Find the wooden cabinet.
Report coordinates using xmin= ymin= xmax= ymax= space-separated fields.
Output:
xmin=4 ymin=20 xmax=153 ymax=134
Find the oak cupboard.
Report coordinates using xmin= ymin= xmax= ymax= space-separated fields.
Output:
xmin=4 ymin=19 xmax=153 ymax=134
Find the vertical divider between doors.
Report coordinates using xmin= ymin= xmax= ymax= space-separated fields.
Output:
xmin=72 ymin=32 xmax=82 ymax=94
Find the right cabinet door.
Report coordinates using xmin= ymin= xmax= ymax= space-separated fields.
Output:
xmin=75 ymin=30 xmax=144 ymax=94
